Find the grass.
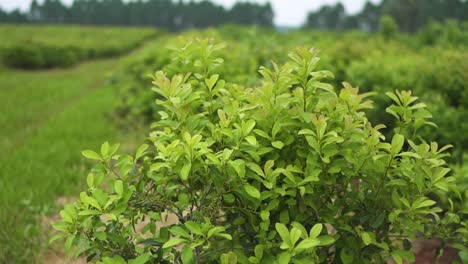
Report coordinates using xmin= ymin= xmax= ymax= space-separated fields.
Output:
xmin=0 ymin=41 xmax=151 ymax=263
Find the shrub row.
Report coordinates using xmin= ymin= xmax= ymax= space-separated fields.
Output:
xmin=1 ymin=41 xmax=150 ymax=69
xmin=3 ymin=44 xmax=78 ymax=68
xmin=0 ymin=25 xmax=159 ymax=69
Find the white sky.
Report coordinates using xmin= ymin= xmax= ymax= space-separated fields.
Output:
xmin=0 ymin=0 xmax=381 ymax=27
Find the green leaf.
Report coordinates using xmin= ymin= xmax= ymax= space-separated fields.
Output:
xmin=101 ymin=142 xmax=110 ymax=158
xmin=245 ymin=136 xmax=257 ymax=146
xmin=260 ymin=211 xmax=270 ymax=221
xmin=371 ymin=212 xmax=386 ymax=228
xmin=223 ymin=148 xmax=234 ymax=160
xmin=114 ymin=180 xmax=123 ymax=195
xmin=129 ymin=253 xmax=151 ymax=264
xmin=64 ymin=235 xmax=76 ymax=251
xmin=220 ymin=251 xmax=237 ymax=264
xmin=312 ymin=82 xmax=334 ymax=93
xmin=277 ymin=252 xmax=291 ymax=264
xmin=207 ymin=226 xmax=225 ymax=238
xmin=81 ymin=150 xmax=101 ymax=160
xmin=254 ymin=245 xmax=264 ymax=259
xmin=136 ymin=144 xmax=149 ymax=160
xmin=244 ymin=185 xmax=260 ymax=199
xmin=295 ymin=237 xmax=320 ymax=250
xmin=223 ymin=193 xmax=235 ymax=203
xmin=150 ymin=162 xmax=170 ymax=172
xmin=185 ymin=221 xmax=204 ymax=236
xmin=290 ymin=227 xmax=302 ymax=246
xmin=459 ymin=251 xmax=468 ymax=263
xmin=87 ymin=174 xmax=94 ymax=188
xmin=386 ymin=91 xmax=401 ymax=105
xmin=95 ymin=232 xmax=107 ymax=241
xmin=413 ymin=199 xmax=436 ymax=209
xmin=109 ymin=143 xmax=120 ymax=157
xmin=361 ymin=232 xmax=372 ymax=246
xmin=254 ymin=129 xmax=271 ymax=139
xmin=275 ymin=223 xmax=291 ymax=246
xmin=318 ymin=235 xmax=335 ymax=246
xmin=385 ymin=179 xmax=408 ymax=187
xmin=205 ymin=74 xmax=219 ymax=90
xmin=311 ymin=70 xmax=334 ymax=79
xmin=391 ymin=250 xmax=415 ymax=264
xmin=162 ymin=238 xmax=186 ymax=249
xmin=391 ymin=134 xmax=405 ymax=155
xmin=399 ymin=152 xmax=421 ymax=159
xmin=228 ymin=159 xmax=246 ymax=178
xmin=80 ymin=192 xmax=101 ymax=210
xmin=170 ymin=226 xmax=191 ymax=239
xmin=180 ymin=162 xmax=191 ymax=181
xmin=247 ymin=162 xmax=265 ymax=178
xmin=340 ymin=250 xmax=354 ymax=264
xmin=309 ymin=223 xmax=323 ymax=238
xmin=214 ymin=233 xmax=233 ymax=240
xmin=49 ymin=233 xmax=65 ymax=244
xmin=181 ymin=245 xmax=195 ymax=264
xmin=280 ymin=169 xmax=296 ymax=183
xmin=433 ymin=167 xmax=451 ymax=182
xmin=244 ymin=120 xmax=256 ymax=135
xmin=272 ymin=141 xmax=284 ymax=149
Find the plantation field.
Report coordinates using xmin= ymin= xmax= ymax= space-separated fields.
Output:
xmin=0 ymin=24 xmax=159 ymax=68
xmin=0 ymin=40 xmax=149 ymax=262
xmin=0 ymin=24 xmax=467 ymax=263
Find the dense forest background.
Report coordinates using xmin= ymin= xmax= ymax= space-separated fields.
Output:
xmin=306 ymin=0 xmax=468 ymax=32
xmin=0 ymin=0 xmax=467 ymax=32
xmin=0 ymin=0 xmax=274 ymax=30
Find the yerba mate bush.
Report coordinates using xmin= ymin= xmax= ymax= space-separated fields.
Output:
xmin=54 ymin=43 xmax=467 ymax=263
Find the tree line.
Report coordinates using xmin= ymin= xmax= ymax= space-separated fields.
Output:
xmin=0 ymin=0 xmax=274 ymax=30
xmin=306 ymin=0 xmax=468 ymax=32
xmin=0 ymin=0 xmax=467 ymax=32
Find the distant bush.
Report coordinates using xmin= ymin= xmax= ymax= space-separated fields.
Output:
xmin=42 ymin=46 xmax=78 ymax=67
xmin=2 ymin=45 xmax=45 ymax=68
xmin=418 ymin=20 xmax=468 ymax=47
xmin=0 ymin=25 xmax=159 ymax=69
xmin=379 ymin=15 xmax=399 ymax=40
xmin=3 ymin=44 xmax=81 ymax=69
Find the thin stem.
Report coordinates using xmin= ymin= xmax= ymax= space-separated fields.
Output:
xmin=196 ymin=247 xmax=201 ymax=264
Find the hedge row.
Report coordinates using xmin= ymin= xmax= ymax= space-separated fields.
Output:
xmin=0 ymin=25 xmax=160 ymax=69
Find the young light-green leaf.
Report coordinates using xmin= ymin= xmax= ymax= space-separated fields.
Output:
xmin=295 ymin=237 xmax=320 ymax=250
xmin=81 ymin=150 xmax=101 ymax=160
xmin=180 ymin=162 xmax=191 ymax=181
xmin=244 ymin=184 xmax=260 ymax=199
xmin=114 ymin=180 xmax=123 ymax=196
xmin=309 ymin=223 xmax=323 ymax=238
xmin=162 ymin=238 xmax=186 ymax=249
xmin=391 ymin=134 xmax=405 ymax=155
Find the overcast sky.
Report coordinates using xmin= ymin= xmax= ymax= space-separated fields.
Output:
xmin=0 ymin=0 xmax=380 ymax=27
